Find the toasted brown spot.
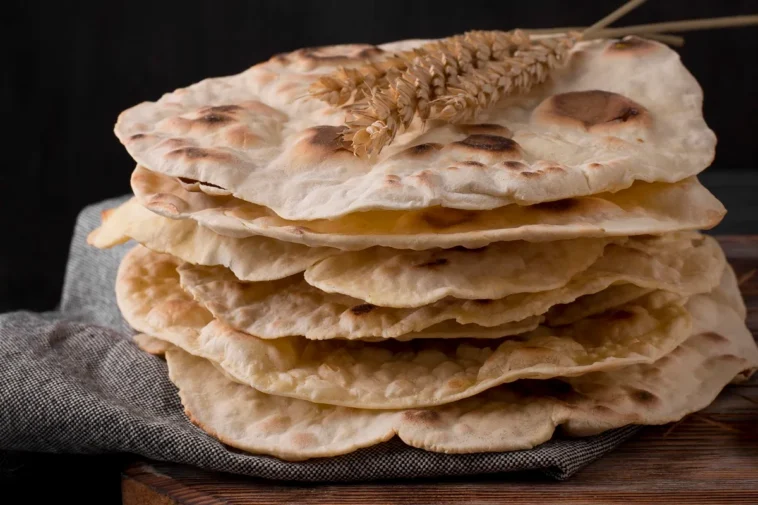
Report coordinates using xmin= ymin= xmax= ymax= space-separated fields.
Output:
xmin=385 ymin=175 xmax=401 ymax=186
xmin=628 ymin=388 xmax=659 ymax=405
xmin=298 ymin=44 xmax=383 ymax=63
xmin=534 ymin=90 xmax=650 ymax=131
xmin=168 ymin=147 xmax=225 ymax=160
xmin=288 ymin=225 xmax=312 ymax=235
xmin=642 ymin=366 xmax=662 ymax=379
xmin=655 ymin=355 xmax=672 ymax=367
xmin=461 ymin=160 xmax=485 ymax=167
xmin=403 ymin=410 xmax=440 ymax=424
xmin=100 ymin=208 xmax=114 ymax=221
xmin=404 ymin=143 xmax=443 ymax=157
xmin=421 ymin=208 xmax=477 ymax=229
xmin=159 ymin=138 xmax=190 ymax=150
xmin=519 ymin=171 xmax=541 ymax=179
xmin=202 ymin=105 xmax=243 ymax=114
xmin=129 ymin=133 xmax=146 ymax=141
xmin=456 ymin=134 xmax=520 ymax=153
xmin=712 ymin=355 xmax=746 ymax=367
xmin=546 ymin=166 xmax=565 ymax=173
xmin=609 ymin=309 xmax=635 ymax=321
xmin=589 ymin=163 xmax=603 ymax=169
xmin=350 ymin=303 xmax=376 ymax=315
xmin=413 ymin=170 xmax=436 ymax=186
xmin=606 ymin=37 xmax=660 ymax=56
xmin=592 ymin=405 xmax=613 ymax=414
xmin=289 ymin=432 xmax=319 ymax=448
xmin=257 ymin=415 xmax=291 ymax=433
xmin=637 ymin=138 xmax=644 ymax=143
xmin=275 ymin=81 xmax=301 ymax=95
xmin=224 ymin=125 xmax=262 ymax=148
xmin=456 ymin=123 xmax=513 ymax=137
xmin=237 ymin=100 xmax=288 ymax=121
xmin=416 ymin=258 xmax=449 ymax=268
xmin=198 ymin=113 xmax=233 ymax=125
xmin=308 ymin=126 xmax=349 ymax=150
xmin=502 ymin=161 xmax=528 ymax=171
xmin=533 ymin=199 xmax=580 ymax=212
xmin=701 ymin=332 xmax=729 ymax=344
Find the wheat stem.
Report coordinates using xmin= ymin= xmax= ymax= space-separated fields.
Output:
xmin=526 ymin=28 xmax=684 ymax=46
xmin=591 ymin=15 xmax=758 ymax=38
xmin=583 ymin=0 xmax=649 ymax=38
xmin=638 ymin=33 xmax=685 ymax=46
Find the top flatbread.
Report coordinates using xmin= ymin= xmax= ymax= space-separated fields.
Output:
xmin=115 ymin=37 xmax=714 ymax=220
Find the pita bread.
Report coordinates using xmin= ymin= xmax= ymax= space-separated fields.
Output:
xmin=116 ymin=38 xmax=714 ymax=221
xmin=118 ymin=245 xmax=698 ymax=409
xmin=132 ymin=165 xmax=725 ymax=250
xmin=164 ymin=267 xmax=757 ymax=459
xmin=177 ymin=233 xmax=723 ymax=339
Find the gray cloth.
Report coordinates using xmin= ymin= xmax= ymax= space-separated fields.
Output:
xmin=0 ymin=197 xmax=640 ymax=482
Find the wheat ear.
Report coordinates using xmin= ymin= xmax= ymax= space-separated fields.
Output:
xmin=344 ymin=30 xmax=537 ymax=157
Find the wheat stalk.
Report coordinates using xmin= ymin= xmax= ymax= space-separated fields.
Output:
xmin=309 ymin=54 xmax=413 ymax=106
xmin=309 ymin=31 xmax=526 ymax=107
xmin=430 ymin=35 xmax=575 ymax=123
xmin=342 ymin=30 xmax=540 ymax=157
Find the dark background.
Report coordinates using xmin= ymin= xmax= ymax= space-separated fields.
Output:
xmin=3 ymin=0 xmax=758 ymax=313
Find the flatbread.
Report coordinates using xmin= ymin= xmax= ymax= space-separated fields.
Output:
xmin=131 ymin=165 xmax=725 ymax=250
xmin=133 ymin=333 xmax=171 ymax=356
xmin=177 ymin=233 xmax=724 ymax=339
xmin=546 ymin=284 xmax=655 ymax=326
xmin=165 ymin=267 xmax=757 ymax=459
xmin=118 ymin=245 xmax=697 ymax=409
xmin=116 ymin=37 xmax=714 ymax=220
xmin=88 ymin=198 xmax=338 ymax=282
xmin=89 ymin=198 xmax=619 ymax=299
xmin=303 ymin=237 xmax=611 ymax=307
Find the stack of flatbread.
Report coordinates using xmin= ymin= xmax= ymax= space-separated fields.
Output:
xmin=90 ymin=34 xmax=758 ymax=461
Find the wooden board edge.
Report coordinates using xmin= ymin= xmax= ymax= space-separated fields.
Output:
xmin=123 ymin=463 xmax=230 ymax=505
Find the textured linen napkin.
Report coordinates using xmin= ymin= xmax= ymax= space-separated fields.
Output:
xmin=0 ymin=197 xmax=640 ymax=482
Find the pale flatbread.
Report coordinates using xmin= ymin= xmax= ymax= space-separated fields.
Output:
xmin=177 ymin=233 xmax=724 ymax=339
xmin=302 ymin=237 xmax=611 ymax=307
xmin=131 ymin=165 xmax=725 ymax=250
xmin=118 ymin=245 xmax=698 ymax=409
xmin=116 ymin=37 xmax=714 ymax=220
xmin=545 ymin=284 xmax=655 ymax=326
xmin=88 ymin=198 xmax=338 ymax=282
xmin=164 ymin=268 xmax=757 ymax=459
xmin=90 ymin=198 xmax=616 ymax=299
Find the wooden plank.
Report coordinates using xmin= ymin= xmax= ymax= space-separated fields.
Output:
xmin=122 ymin=235 xmax=758 ymax=505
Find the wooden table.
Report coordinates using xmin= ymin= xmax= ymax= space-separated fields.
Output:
xmin=121 ymin=236 xmax=758 ymax=505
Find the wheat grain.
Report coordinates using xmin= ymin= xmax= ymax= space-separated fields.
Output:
xmin=430 ymin=34 xmax=576 ymax=123
xmin=342 ymin=30 xmax=573 ymax=157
